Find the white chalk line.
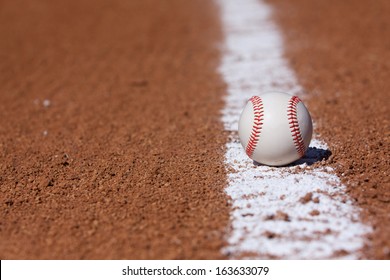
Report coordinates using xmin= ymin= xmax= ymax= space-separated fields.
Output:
xmin=217 ymin=0 xmax=371 ymax=259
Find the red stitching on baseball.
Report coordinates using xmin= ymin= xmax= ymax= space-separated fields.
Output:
xmin=287 ymin=96 xmax=306 ymax=157
xmin=245 ymin=96 xmax=264 ymax=157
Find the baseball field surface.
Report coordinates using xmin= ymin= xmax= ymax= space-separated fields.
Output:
xmin=0 ymin=0 xmax=389 ymax=259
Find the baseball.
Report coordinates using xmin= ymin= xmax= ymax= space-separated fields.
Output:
xmin=238 ymin=92 xmax=313 ymax=166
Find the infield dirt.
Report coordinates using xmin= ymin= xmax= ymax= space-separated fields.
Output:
xmin=0 ymin=0 xmax=229 ymax=259
xmin=0 ymin=0 xmax=389 ymax=259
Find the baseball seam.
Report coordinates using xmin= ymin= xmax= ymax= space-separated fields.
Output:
xmin=287 ymin=96 xmax=306 ymax=157
xmin=245 ymin=96 xmax=264 ymax=157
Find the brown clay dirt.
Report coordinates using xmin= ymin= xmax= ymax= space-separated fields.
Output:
xmin=0 ymin=0 xmax=230 ymax=259
xmin=1 ymin=0 xmax=389 ymax=260
xmin=268 ymin=0 xmax=390 ymax=259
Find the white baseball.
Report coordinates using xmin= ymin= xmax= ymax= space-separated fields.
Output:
xmin=238 ymin=92 xmax=313 ymax=166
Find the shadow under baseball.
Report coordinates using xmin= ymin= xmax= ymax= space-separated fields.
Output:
xmin=292 ymin=147 xmax=332 ymax=166
xmin=253 ymin=147 xmax=332 ymax=167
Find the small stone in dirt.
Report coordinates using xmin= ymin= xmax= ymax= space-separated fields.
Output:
xmin=263 ymin=231 xmax=278 ymax=239
xmin=313 ymin=197 xmax=320 ymax=203
xmin=264 ymin=211 xmax=290 ymax=222
xmin=43 ymin=99 xmax=51 ymax=107
xmin=275 ymin=210 xmax=290 ymax=221
xmin=299 ymin=192 xmax=313 ymax=204
xmin=310 ymin=210 xmax=320 ymax=216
